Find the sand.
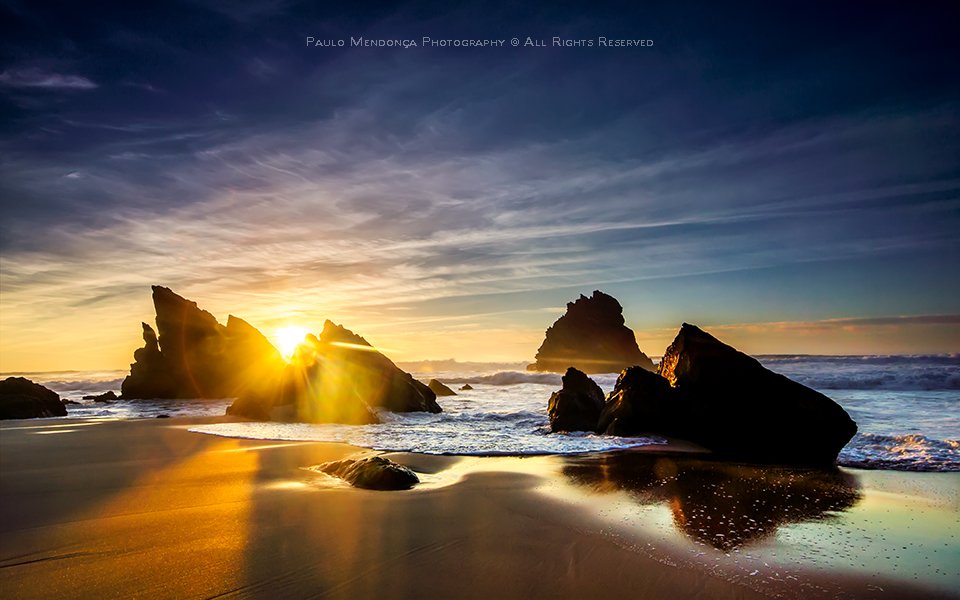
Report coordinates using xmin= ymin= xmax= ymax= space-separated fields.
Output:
xmin=1 ymin=417 xmax=956 ymax=599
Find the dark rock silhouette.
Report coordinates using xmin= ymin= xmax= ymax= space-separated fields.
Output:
xmin=314 ymin=456 xmax=419 ymax=490
xmin=227 ymin=320 xmax=440 ymax=423
xmin=121 ymin=322 xmax=177 ymax=399
xmin=562 ymin=453 xmax=861 ymax=551
xmin=596 ymin=366 xmax=676 ymax=436
xmin=428 ymin=379 xmax=457 ymax=396
xmin=597 ymin=324 xmax=857 ymax=466
xmin=459 ymin=384 xmax=473 ymax=390
xmin=83 ymin=391 xmax=117 ymax=402
xmin=121 ymin=286 xmax=439 ymax=424
xmin=528 ymin=291 xmax=654 ymax=374
xmin=0 ymin=377 xmax=67 ymax=419
xmin=548 ymin=367 xmax=605 ymax=432
xmin=122 ymin=287 xmax=288 ymax=400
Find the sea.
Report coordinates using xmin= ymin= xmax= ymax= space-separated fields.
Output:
xmin=9 ymin=355 xmax=959 ymax=472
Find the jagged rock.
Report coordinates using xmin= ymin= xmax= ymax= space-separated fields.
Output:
xmin=460 ymin=384 xmax=473 ymax=390
xmin=121 ymin=287 xmax=286 ymax=399
xmin=315 ymin=456 xmax=419 ymax=490
xmin=83 ymin=391 xmax=118 ymax=402
xmin=428 ymin=379 xmax=457 ymax=396
xmin=120 ymin=286 xmax=442 ymax=424
xmin=528 ymin=291 xmax=655 ymax=374
xmin=0 ymin=377 xmax=67 ymax=419
xmin=596 ymin=366 xmax=677 ymax=436
xmin=597 ymin=324 xmax=858 ymax=466
xmin=226 ymin=320 xmax=440 ymax=423
xmin=120 ymin=323 xmax=177 ymax=399
xmin=548 ymin=367 xmax=606 ymax=432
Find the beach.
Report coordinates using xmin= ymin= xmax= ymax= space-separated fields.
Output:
xmin=1 ymin=416 xmax=956 ymax=599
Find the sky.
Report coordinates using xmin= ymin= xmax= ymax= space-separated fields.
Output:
xmin=1 ymin=1 xmax=959 ymax=372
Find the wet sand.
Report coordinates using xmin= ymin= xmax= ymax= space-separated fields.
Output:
xmin=1 ymin=417 xmax=956 ymax=599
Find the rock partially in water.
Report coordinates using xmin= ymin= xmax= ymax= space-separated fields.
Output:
xmin=0 ymin=377 xmax=67 ymax=419
xmin=83 ymin=391 xmax=118 ymax=402
xmin=528 ymin=290 xmax=655 ymax=374
xmin=428 ymin=379 xmax=457 ymax=396
xmin=315 ymin=456 xmax=419 ymax=490
xmin=459 ymin=384 xmax=473 ymax=390
xmin=548 ymin=367 xmax=605 ymax=432
xmin=599 ymin=323 xmax=858 ymax=466
xmin=227 ymin=321 xmax=440 ymax=424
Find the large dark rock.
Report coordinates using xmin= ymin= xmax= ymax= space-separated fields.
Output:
xmin=598 ymin=324 xmax=858 ymax=466
xmin=528 ymin=291 xmax=655 ymax=374
xmin=548 ymin=367 xmax=606 ymax=432
xmin=596 ymin=366 xmax=677 ymax=436
xmin=121 ymin=287 xmax=286 ymax=399
xmin=428 ymin=379 xmax=457 ymax=396
xmin=227 ymin=320 xmax=440 ymax=423
xmin=315 ymin=456 xmax=419 ymax=490
xmin=0 ymin=377 xmax=67 ymax=419
xmin=120 ymin=323 xmax=177 ymax=399
xmin=120 ymin=286 xmax=442 ymax=424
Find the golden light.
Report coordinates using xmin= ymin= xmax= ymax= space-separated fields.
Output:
xmin=273 ymin=326 xmax=311 ymax=360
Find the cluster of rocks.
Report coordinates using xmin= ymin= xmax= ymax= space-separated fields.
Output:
xmin=528 ymin=290 xmax=655 ymax=374
xmin=548 ymin=323 xmax=857 ymax=467
xmin=120 ymin=286 xmax=441 ymax=424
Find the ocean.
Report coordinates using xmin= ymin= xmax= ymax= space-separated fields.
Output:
xmin=10 ymin=355 xmax=959 ymax=472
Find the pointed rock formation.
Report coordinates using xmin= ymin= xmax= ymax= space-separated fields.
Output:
xmin=120 ymin=323 xmax=177 ymax=399
xmin=226 ymin=320 xmax=441 ymax=423
xmin=528 ymin=291 xmax=654 ymax=374
xmin=428 ymin=379 xmax=457 ymax=397
xmin=547 ymin=367 xmax=606 ymax=432
xmin=121 ymin=287 xmax=286 ymax=400
xmin=595 ymin=324 xmax=858 ymax=466
xmin=120 ymin=286 xmax=441 ymax=423
xmin=0 ymin=377 xmax=67 ymax=419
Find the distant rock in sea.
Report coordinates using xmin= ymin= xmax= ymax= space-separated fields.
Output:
xmin=0 ymin=377 xmax=67 ymax=419
xmin=226 ymin=320 xmax=441 ymax=423
xmin=313 ymin=456 xmax=419 ymax=490
xmin=591 ymin=324 xmax=858 ymax=466
xmin=83 ymin=391 xmax=117 ymax=402
xmin=459 ymin=384 xmax=473 ymax=390
xmin=428 ymin=379 xmax=457 ymax=396
xmin=547 ymin=367 xmax=605 ymax=432
xmin=527 ymin=290 xmax=655 ymax=374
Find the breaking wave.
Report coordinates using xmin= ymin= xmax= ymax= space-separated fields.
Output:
xmin=839 ymin=433 xmax=960 ymax=472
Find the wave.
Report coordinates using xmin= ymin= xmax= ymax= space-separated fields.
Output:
xmin=839 ymin=433 xmax=959 ymax=472
xmin=790 ymin=371 xmax=960 ymax=391
xmin=435 ymin=371 xmax=564 ymax=386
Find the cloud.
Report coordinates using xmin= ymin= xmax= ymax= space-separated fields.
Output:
xmin=0 ymin=68 xmax=97 ymax=90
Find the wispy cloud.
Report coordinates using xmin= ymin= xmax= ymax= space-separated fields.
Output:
xmin=0 ymin=68 xmax=97 ymax=90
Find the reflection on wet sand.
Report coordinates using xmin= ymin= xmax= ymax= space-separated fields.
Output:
xmin=562 ymin=453 xmax=862 ymax=551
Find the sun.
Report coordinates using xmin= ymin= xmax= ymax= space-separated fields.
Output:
xmin=273 ymin=326 xmax=311 ymax=360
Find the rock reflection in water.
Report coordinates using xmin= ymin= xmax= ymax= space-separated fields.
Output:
xmin=562 ymin=453 xmax=861 ymax=551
